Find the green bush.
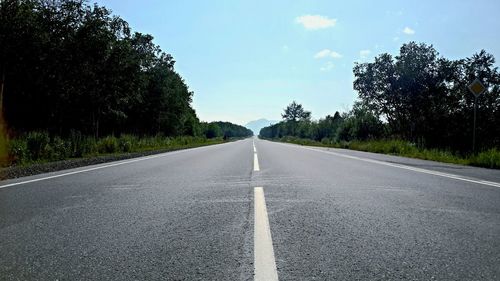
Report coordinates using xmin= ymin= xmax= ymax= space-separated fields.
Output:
xmin=271 ymin=137 xmax=492 ymax=168
xmin=48 ymin=136 xmax=71 ymax=161
xmin=2 ymin=133 xmax=227 ymax=167
xmin=349 ymin=140 xmax=418 ymax=155
xmin=69 ymin=130 xmax=88 ymax=157
xmin=118 ymin=135 xmax=136 ymax=152
xmin=470 ymin=149 xmax=500 ymax=169
xmin=25 ymin=131 xmax=50 ymax=160
xmin=97 ymin=136 xmax=119 ymax=154
xmin=9 ymin=138 xmax=28 ymax=165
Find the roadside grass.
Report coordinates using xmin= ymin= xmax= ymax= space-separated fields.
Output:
xmin=469 ymin=149 xmax=500 ymax=169
xmin=268 ymin=136 xmax=500 ymax=169
xmin=6 ymin=132 xmax=226 ymax=167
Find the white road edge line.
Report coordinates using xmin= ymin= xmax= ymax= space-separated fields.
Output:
xmin=0 ymin=143 xmax=225 ymax=189
xmin=254 ymin=187 xmax=279 ymax=281
xmin=275 ymin=142 xmax=500 ymax=188
xmin=254 ymin=153 xmax=260 ymax=171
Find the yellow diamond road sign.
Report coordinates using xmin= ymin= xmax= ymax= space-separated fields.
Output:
xmin=468 ymin=79 xmax=486 ymax=97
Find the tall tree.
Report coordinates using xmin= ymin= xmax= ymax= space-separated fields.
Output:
xmin=353 ymin=42 xmax=500 ymax=150
xmin=282 ymin=101 xmax=311 ymax=122
xmin=0 ymin=0 xmax=206 ymax=139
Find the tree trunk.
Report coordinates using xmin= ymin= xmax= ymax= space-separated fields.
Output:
xmin=0 ymin=64 xmax=5 ymax=113
xmin=96 ymin=117 xmax=99 ymax=139
xmin=157 ymin=111 xmax=161 ymax=134
xmin=92 ymin=111 xmax=100 ymax=139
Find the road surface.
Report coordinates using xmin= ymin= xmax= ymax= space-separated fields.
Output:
xmin=1 ymin=138 xmax=499 ymax=280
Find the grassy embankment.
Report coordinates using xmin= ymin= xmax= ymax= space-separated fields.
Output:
xmin=266 ymin=136 xmax=500 ymax=169
xmin=6 ymin=132 xmax=227 ymax=167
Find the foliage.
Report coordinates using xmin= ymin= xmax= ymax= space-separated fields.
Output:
xmin=282 ymin=101 xmax=311 ymax=122
xmin=7 ymin=132 xmax=225 ymax=166
xmin=261 ymin=42 xmax=500 ymax=167
xmin=25 ymin=131 xmax=50 ymax=160
xmin=0 ymin=0 xmax=253 ymax=166
xmin=97 ymin=136 xmax=119 ymax=154
xmin=272 ymin=137 xmax=500 ymax=168
xmin=336 ymin=102 xmax=385 ymax=141
xmin=201 ymin=121 xmax=253 ymax=139
xmin=0 ymin=0 xmax=202 ymax=138
xmin=469 ymin=149 xmax=500 ymax=169
xmin=260 ymin=101 xmax=382 ymax=142
xmin=353 ymin=42 xmax=500 ymax=151
xmin=204 ymin=123 xmax=222 ymax=139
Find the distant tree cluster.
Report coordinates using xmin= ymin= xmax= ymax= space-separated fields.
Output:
xmin=261 ymin=42 xmax=500 ymax=153
xmin=201 ymin=121 xmax=253 ymax=139
xmin=259 ymin=101 xmax=382 ymax=143
xmin=0 ymin=0 xmax=251 ymax=140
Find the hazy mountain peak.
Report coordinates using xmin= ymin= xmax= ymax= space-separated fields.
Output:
xmin=245 ymin=119 xmax=279 ymax=135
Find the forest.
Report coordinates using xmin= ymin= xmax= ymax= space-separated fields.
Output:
xmin=260 ymin=43 xmax=500 ymax=167
xmin=0 ymin=0 xmax=252 ymax=165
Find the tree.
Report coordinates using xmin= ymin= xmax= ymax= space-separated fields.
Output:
xmin=0 ymin=0 xmax=210 ymax=139
xmin=337 ymin=103 xmax=384 ymax=141
xmin=281 ymin=101 xmax=311 ymax=136
xmin=261 ymin=42 xmax=500 ymax=153
xmin=205 ymin=123 xmax=221 ymax=139
xmin=282 ymin=101 xmax=311 ymax=122
xmin=315 ymin=111 xmax=343 ymax=141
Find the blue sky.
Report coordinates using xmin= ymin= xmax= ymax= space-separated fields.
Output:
xmin=97 ymin=0 xmax=500 ymax=125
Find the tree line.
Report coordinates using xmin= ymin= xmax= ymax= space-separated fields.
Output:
xmin=202 ymin=121 xmax=253 ymax=139
xmin=0 ymin=0 xmax=252 ymax=140
xmin=260 ymin=42 xmax=500 ymax=153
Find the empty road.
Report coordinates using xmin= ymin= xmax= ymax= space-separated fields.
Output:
xmin=1 ymin=138 xmax=500 ymax=280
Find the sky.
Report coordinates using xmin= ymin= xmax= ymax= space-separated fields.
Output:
xmin=97 ymin=0 xmax=500 ymax=125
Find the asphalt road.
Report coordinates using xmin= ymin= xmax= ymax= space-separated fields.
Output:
xmin=1 ymin=138 xmax=500 ymax=280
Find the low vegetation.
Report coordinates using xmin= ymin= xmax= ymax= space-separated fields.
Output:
xmin=7 ymin=132 xmax=225 ymax=166
xmin=268 ymin=137 xmax=500 ymax=169
xmin=5 ymin=120 xmax=252 ymax=166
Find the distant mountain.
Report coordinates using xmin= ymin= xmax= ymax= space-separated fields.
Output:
xmin=245 ymin=119 xmax=279 ymax=136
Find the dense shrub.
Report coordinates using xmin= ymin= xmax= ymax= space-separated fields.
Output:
xmin=4 ymin=133 xmax=229 ymax=166
xmin=8 ymin=138 xmax=28 ymax=165
xmin=97 ymin=136 xmax=119 ymax=154
xmin=25 ymin=131 xmax=50 ymax=160
xmin=272 ymin=137 xmax=500 ymax=169
xmin=470 ymin=149 xmax=500 ymax=169
xmin=118 ymin=135 xmax=136 ymax=153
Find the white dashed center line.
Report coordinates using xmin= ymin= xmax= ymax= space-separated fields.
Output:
xmin=254 ymin=153 xmax=260 ymax=171
xmin=253 ymin=140 xmax=260 ymax=172
xmin=254 ymin=187 xmax=278 ymax=281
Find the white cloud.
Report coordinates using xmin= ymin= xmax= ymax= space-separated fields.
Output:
xmin=320 ymin=62 xmax=335 ymax=71
xmin=359 ymin=50 xmax=371 ymax=59
xmin=282 ymin=45 xmax=289 ymax=52
xmin=314 ymin=49 xmax=342 ymax=59
xmin=403 ymin=27 xmax=415 ymax=35
xmin=296 ymin=15 xmax=337 ymax=30
xmin=393 ymin=37 xmax=400 ymax=42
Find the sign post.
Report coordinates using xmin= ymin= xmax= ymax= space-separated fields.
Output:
xmin=468 ymin=79 xmax=486 ymax=153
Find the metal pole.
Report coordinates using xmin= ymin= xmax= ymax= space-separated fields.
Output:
xmin=473 ymin=96 xmax=477 ymax=153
